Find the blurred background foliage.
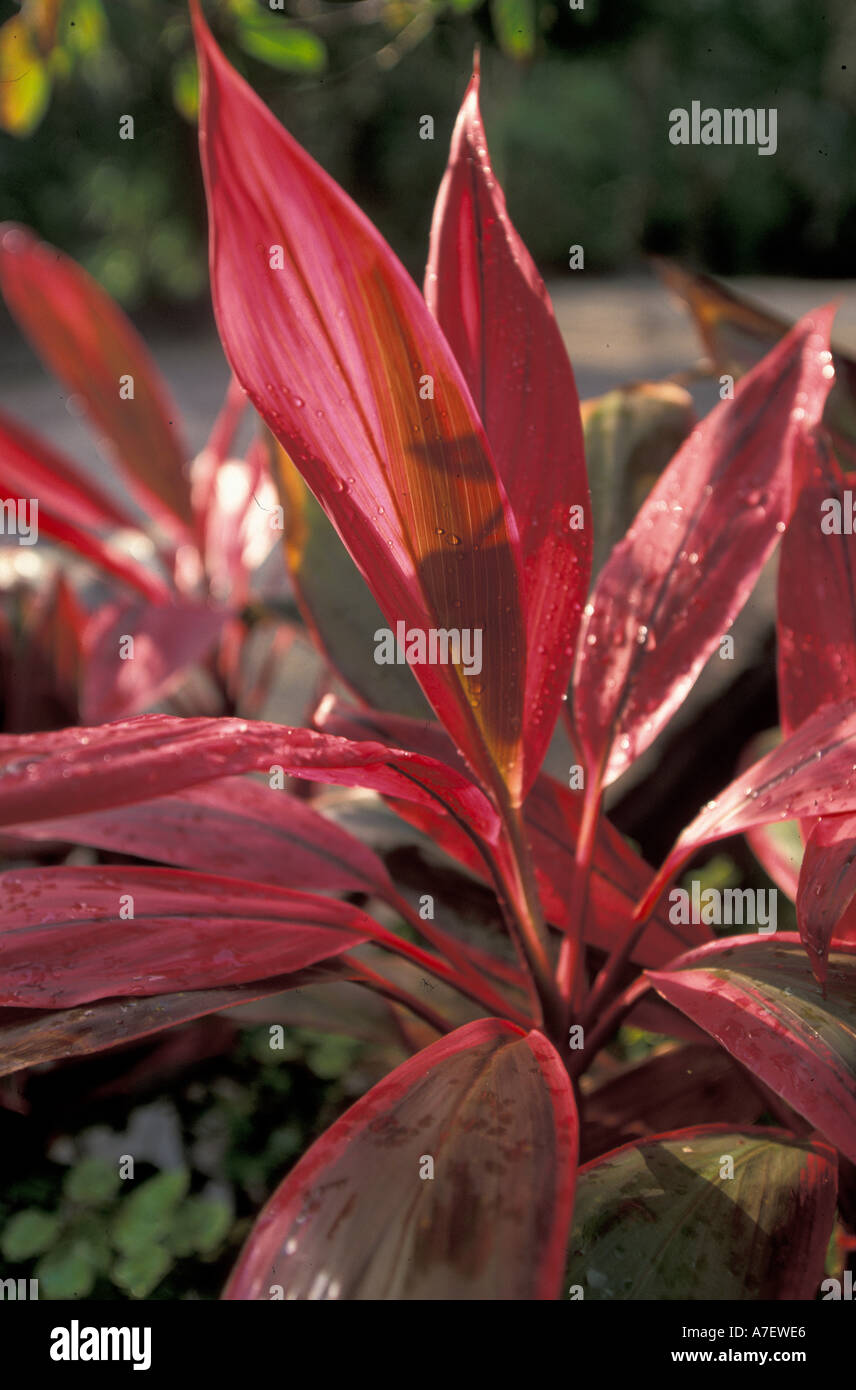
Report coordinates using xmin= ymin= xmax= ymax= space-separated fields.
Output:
xmin=0 ymin=1025 xmax=370 ymax=1298
xmin=0 ymin=0 xmax=853 ymax=310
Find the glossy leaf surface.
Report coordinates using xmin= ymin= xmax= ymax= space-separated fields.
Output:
xmin=0 ymin=224 xmax=192 ymax=534
xmin=568 ymin=1125 xmax=836 ymax=1300
xmin=648 ymin=935 xmax=856 ymax=1162
xmin=0 ymin=867 xmax=372 ymax=1006
xmin=573 ymin=306 xmax=836 ymax=789
xmin=225 ymin=1019 xmax=577 ymax=1300
xmin=0 ymin=714 xmax=500 ymax=843
xmin=427 ymin=69 xmax=591 ymax=788
xmin=193 ymin=6 xmax=527 ymax=803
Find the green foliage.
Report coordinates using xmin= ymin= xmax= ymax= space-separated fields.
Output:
xmin=235 ymin=16 xmax=327 ymax=74
xmin=490 ymin=0 xmax=535 ymax=60
xmin=1 ymin=1207 xmax=61 ymax=1260
xmin=62 ymin=1157 xmax=121 ymax=1205
xmin=111 ymin=1169 xmax=191 ymax=1255
xmin=0 ymin=1024 xmax=367 ymax=1298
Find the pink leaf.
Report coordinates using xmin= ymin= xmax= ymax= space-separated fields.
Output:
xmin=637 ymin=696 xmax=856 ymax=921
xmin=573 ymin=306 xmax=837 ymax=790
xmin=426 ymin=68 xmax=591 ymax=789
xmin=0 ymin=713 xmax=500 ymax=843
xmin=0 ymin=866 xmax=370 ymax=1006
xmin=193 ymin=5 xmax=528 ymax=805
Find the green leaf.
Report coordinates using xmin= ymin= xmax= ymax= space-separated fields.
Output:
xmin=35 ymin=1241 xmax=97 ymax=1299
xmin=306 ymin=1037 xmax=356 ymax=1079
xmin=112 ymin=1169 xmax=191 ymax=1255
xmin=1 ymin=1207 xmax=61 ymax=1260
xmin=62 ymin=0 xmax=107 ymax=55
xmin=0 ymin=18 xmax=51 ymax=136
xmin=567 ymin=1128 xmax=837 ymax=1300
xmin=236 ymin=18 xmax=327 ymax=74
xmin=167 ymin=1197 xmax=232 ymax=1257
xmin=489 ymin=0 xmax=535 ymax=60
xmin=63 ymin=1158 xmax=121 ymax=1207
xmin=581 ymin=382 xmax=695 ymax=577
xmin=112 ymin=1244 xmax=172 ymax=1299
xmin=171 ymin=54 xmax=199 ymax=123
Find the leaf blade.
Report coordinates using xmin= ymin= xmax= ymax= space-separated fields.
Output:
xmin=224 ymin=1019 xmax=577 ymax=1300
xmin=426 ymin=70 xmax=592 ymax=790
xmin=647 ymin=934 xmax=856 ymax=1162
xmin=0 ymin=224 xmax=193 ymax=535
xmin=573 ymin=306 xmax=837 ymax=789
xmin=568 ymin=1125 xmax=836 ymax=1300
xmin=193 ymin=6 xmax=527 ymax=803
xmin=0 ymin=866 xmax=372 ymax=1006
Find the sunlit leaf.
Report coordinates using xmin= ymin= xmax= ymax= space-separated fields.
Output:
xmin=0 ymin=18 xmax=50 ymax=136
xmin=236 ymin=17 xmax=327 ymax=74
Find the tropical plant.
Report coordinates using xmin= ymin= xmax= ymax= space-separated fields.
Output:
xmin=1 ymin=0 xmax=855 ymax=1300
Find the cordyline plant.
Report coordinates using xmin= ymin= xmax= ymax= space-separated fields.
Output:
xmin=1 ymin=1 xmax=856 ymax=1300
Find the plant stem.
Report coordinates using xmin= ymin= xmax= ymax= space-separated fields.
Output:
xmin=342 ymin=955 xmax=451 ymax=1036
xmin=556 ymin=783 xmax=602 ymax=1019
xmin=579 ymin=902 xmax=655 ymax=1034
xmin=391 ymin=892 xmax=532 ymax=1027
xmin=569 ymin=973 xmax=651 ymax=1079
xmin=491 ymin=788 xmax=566 ymax=1042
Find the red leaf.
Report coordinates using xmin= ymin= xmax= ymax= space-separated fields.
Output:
xmin=192 ymin=5 xmax=527 ymax=804
xmin=797 ymin=814 xmax=856 ymax=984
xmin=778 ymin=433 xmax=856 ymax=737
xmin=777 ymin=426 xmax=856 ymax=981
xmin=426 ymin=68 xmax=591 ymax=789
xmin=224 ymin=1019 xmax=577 ymax=1299
xmin=0 ymin=961 xmax=354 ymax=1078
xmin=10 ymin=775 xmax=399 ymax=901
xmin=580 ymin=1043 xmax=764 ymax=1162
xmin=314 ymin=698 xmax=702 ymax=965
xmin=745 ymin=819 xmax=800 ymax=899
xmin=0 ymin=411 xmax=171 ymax=602
xmin=0 ymin=407 xmax=136 ymax=531
xmin=80 ymin=599 xmax=227 ymax=723
xmin=573 ymin=306 xmax=837 ymax=790
xmin=0 ymin=867 xmax=371 ymax=1006
xmin=637 ymin=696 xmax=856 ymax=920
xmin=647 ymin=934 xmax=856 ymax=1163
xmin=0 ymin=713 xmax=500 ymax=843
xmin=0 ymin=226 xmax=193 ymax=539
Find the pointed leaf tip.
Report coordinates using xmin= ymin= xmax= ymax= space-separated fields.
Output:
xmin=427 ymin=69 xmax=591 ymax=793
xmin=193 ymin=10 xmax=528 ymax=805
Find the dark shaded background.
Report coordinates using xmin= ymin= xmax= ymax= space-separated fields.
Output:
xmin=1 ymin=0 xmax=854 ymax=313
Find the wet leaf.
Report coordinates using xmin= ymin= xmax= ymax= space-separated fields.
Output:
xmin=647 ymin=935 xmax=856 ymax=1162
xmin=225 ymin=1019 xmax=577 ymax=1299
xmin=573 ymin=306 xmax=836 ymax=790
xmin=567 ymin=1126 xmax=836 ymax=1300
